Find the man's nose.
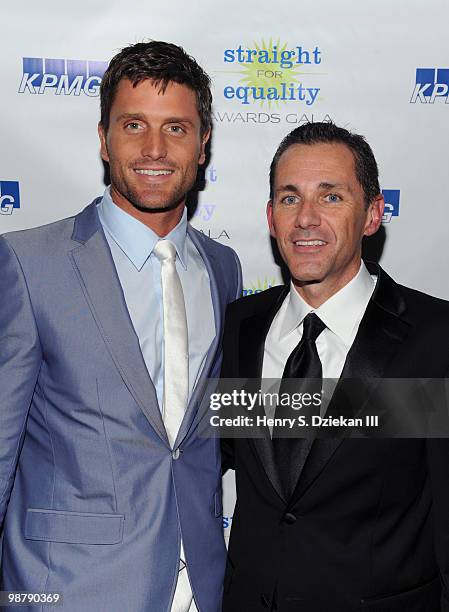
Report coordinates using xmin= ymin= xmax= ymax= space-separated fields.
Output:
xmin=141 ymin=129 xmax=167 ymax=159
xmin=294 ymin=197 xmax=320 ymax=229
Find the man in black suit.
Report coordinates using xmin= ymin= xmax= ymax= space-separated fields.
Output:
xmin=221 ymin=122 xmax=449 ymax=611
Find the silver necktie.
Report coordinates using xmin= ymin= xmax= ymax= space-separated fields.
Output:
xmin=154 ymin=241 xmax=193 ymax=611
xmin=153 ymin=240 xmax=189 ymax=448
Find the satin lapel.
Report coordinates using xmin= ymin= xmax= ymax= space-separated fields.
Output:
xmin=328 ymin=270 xmax=411 ymax=416
xmin=69 ymin=202 xmax=168 ymax=445
xmin=174 ymin=227 xmax=225 ymax=445
xmin=241 ymin=285 xmax=289 ymax=503
xmin=238 ymin=285 xmax=289 ymax=378
xmin=290 ymin=265 xmax=411 ymax=505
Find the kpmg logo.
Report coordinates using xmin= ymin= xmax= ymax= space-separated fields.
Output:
xmin=0 ymin=181 xmax=20 ymax=215
xmin=19 ymin=57 xmax=107 ymax=97
xmin=221 ymin=39 xmax=323 ymax=107
xmin=410 ymin=68 xmax=449 ymax=104
xmin=381 ymin=189 xmax=400 ymax=223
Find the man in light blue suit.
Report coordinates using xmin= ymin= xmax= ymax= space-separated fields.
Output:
xmin=0 ymin=41 xmax=242 ymax=611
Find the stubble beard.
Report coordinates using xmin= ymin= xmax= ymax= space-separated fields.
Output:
xmin=111 ymin=165 xmax=193 ymax=214
xmin=116 ymin=182 xmax=188 ymax=214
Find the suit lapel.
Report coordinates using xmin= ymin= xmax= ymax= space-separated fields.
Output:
xmin=174 ymin=227 xmax=226 ymax=445
xmin=69 ymin=201 xmax=169 ymax=445
xmin=290 ymin=264 xmax=412 ymax=505
xmin=239 ymin=285 xmax=289 ymax=378
xmin=240 ymin=286 xmax=289 ymax=502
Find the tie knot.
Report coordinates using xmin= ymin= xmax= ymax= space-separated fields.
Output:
xmin=153 ymin=239 xmax=177 ymax=263
xmin=302 ymin=312 xmax=326 ymax=342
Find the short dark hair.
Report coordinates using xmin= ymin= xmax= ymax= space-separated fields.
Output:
xmin=269 ymin=121 xmax=380 ymax=208
xmin=100 ymin=40 xmax=212 ymax=136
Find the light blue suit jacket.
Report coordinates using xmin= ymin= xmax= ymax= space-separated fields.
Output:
xmin=0 ymin=200 xmax=242 ymax=612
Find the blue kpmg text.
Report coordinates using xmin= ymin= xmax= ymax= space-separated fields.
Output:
xmin=410 ymin=68 xmax=449 ymax=104
xmin=19 ymin=57 xmax=108 ymax=96
xmin=0 ymin=182 xmax=20 ymax=215
xmin=381 ymin=189 xmax=400 ymax=223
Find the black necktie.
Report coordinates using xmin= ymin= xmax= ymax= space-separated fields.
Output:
xmin=273 ymin=312 xmax=326 ymax=497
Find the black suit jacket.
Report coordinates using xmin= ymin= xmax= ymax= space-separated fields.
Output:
xmin=221 ymin=264 xmax=449 ymax=612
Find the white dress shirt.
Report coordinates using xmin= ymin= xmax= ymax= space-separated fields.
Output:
xmin=262 ymin=262 xmax=377 ymax=387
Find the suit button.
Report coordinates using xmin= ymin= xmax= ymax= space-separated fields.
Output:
xmin=283 ymin=512 xmax=297 ymax=524
xmin=261 ymin=594 xmax=270 ymax=608
xmin=172 ymin=449 xmax=180 ymax=460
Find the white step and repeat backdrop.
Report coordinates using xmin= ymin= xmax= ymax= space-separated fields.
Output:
xmin=2 ymin=0 xmax=448 ymax=540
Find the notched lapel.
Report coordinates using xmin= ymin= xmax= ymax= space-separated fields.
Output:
xmin=69 ymin=203 xmax=168 ymax=445
xmin=240 ymin=286 xmax=289 ymax=502
xmin=174 ymin=228 xmax=224 ymax=446
xmin=291 ymin=438 xmax=342 ymax=504
xmin=239 ymin=312 xmax=269 ymax=379
xmin=239 ymin=286 xmax=288 ymax=379
xmin=253 ymin=437 xmax=286 ymax=502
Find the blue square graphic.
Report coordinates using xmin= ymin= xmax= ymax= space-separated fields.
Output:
xmin=436 ymin=69 xmax=449 ymax=88
xmin=45 ymin=58 xmax=65 ymax=79
xmin=382 ymin=189 xmax=400 ymax=217
xmin=0 ymin=181 xmax=20 ymax=209
xmin=415 ymin=68 xmax=435 ymax=88
xmin=23 ymin=57 xmax=43 ymax=86
xmin=88 ymin=60 xmax=108 ymax=78
xmin=67 ymin=60 xmax=87 ymax=86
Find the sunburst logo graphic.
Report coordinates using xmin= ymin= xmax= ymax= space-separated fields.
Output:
xmin=237 ymin=39 xmax=301 ymax=108
xmin=222 ymin=38 xmax=323 ymax=107
xmin=243 ymin=277 xmax=277 ymax=297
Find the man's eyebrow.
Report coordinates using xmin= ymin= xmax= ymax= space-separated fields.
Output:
xmin=275 ymin=181 xmax=354 ymax=196
xmin=275 ymin=183 xmax=300 ymax=194
xmin=318 ymin=181 xmax=350 ymax=191
xmin=162 ymin=116 xmax=195 ymax=126
xmin=115 ymin=112 xmax=147 ymax=122
xmin=115 ymin=112 xmax=194 ymax=126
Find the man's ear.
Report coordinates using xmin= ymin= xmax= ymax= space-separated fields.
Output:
xmin=198 ymin=128 xmax=211 ymax=165
xmin=364 ymin=194 xmax=384 ymax=237
xmin=267 ymin=200 xmax=276 ymax=238
xmin=98 ymin=123 xmax=109 ymax=163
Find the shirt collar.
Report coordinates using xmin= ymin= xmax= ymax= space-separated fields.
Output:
xmin=281 ymin=262 xmax=376 ymax=346
xmin=97 ymin=187 xmax=188 ymax=271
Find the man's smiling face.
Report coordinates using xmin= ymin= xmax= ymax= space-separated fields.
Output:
xmin=99 ymin=78 xmax=209 ymax=216
xmin=267 ymin=142 xmax=383 ymax=304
